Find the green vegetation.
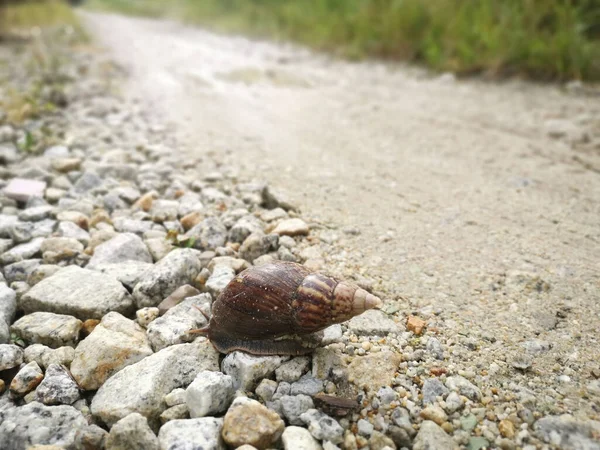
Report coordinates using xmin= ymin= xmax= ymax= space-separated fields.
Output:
xmin=89 ymin=0 xmax=600 ymax=81
xmin=0 ymin=0 xmax=79 ymax=32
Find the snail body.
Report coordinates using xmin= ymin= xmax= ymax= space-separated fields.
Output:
xmin=192 ymin=261 xmax=382 ymax=355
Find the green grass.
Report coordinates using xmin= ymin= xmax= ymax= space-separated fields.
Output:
xmin=0 ymin=0 xmax=80 ymax=32
xmin=88 ymin=0 xmax=600 ymax=81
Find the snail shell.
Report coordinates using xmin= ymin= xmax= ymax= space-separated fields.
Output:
xmin=194 ymin=261 xmax=382 ymax=355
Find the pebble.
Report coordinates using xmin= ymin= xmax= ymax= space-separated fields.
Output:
xmin=347 ymin=309 xmax=400 ymax=336
xmin=444 ymin=391 xmax=464 ymax=413
xmin=357 ymin=418 xmax=374 ymax=436
xmin=280 ymin=394 xmax=315 ymax=426
xmin=87 ymin=232 xmax=152 ymax=268
xmin=11 ymin=312 xmax=82 ymax=348
xmin=23 ymin=343 xmax=75 ymax=369
xmin=406 ymin=315 xmax=426 ymax=335
xmin=290 ymin=373 xmax=325 ymax=396
xmin=35 ymin=364 xmax=80 ymax=405
xmin=272 ymin=218 xmax=310 ymax=236
xmin=0 ymin=401 xmax=87 ymax=449
xmin=158 ymin=418 xmax=224 ymax=450
xmin=222 ymin=351 xmax=289 ymax=391
xmin=420 ymin=405 xmax=448 ymax=425
xmin=413 ymin=420 xmax=456 ymax=450
xmin=159 ymin=404 xmax=189 ymax=424
xmin=132 ymin=248 xmax=203 ymax=308
xmin=222 ymin=397 xmax=285 ymax=449
xmin=94 ymin=260 xmax=154 ymax=291
xmin=20 ymin=265 xmax=134 ymax=320
xmin=282 ymin=426 xmax=322 ymax=450
xmin=105 ymin=413 xmax=159 ymax=450
xmin=445 ymin=375 xmax=482 ymax=401
xmin=347 ymin=351 xmax=402 ymax=392
xmin=185 ymin=216 xmax=227 ymax=250
xmin=70 ymin=311 xmax=153 ymax=390
xmin=300 ymin=409 xmax=344 ymax=444
xmin=204 ymin=264 xmax=236 ymax=296
xmin=0 ymin=343 xmax=23 ymax=370
xmin=422 ymin=378 xmax=449 ymax=405
xmin=147 ymin=294 xmax=211 ymax=351
xmin=72 ymin=425 xmax=108 ymax=450
xmin=276 ymin=356 xmax=311 ymax=383
xmin=91 ymin=341 xmax=218 ymax=428
xmin=9 ymin=361 xmax=44 ymax=397
xmin=534 ymin=414 xmax=600 ymax=449
xmin=4 ymin=178 xmax=47 ymax=202
xmin=186 ymin=370 xmax=235 ymax=417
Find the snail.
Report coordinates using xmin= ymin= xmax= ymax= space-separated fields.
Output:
xmin=190 ymin=261 xmax=382 ymax=355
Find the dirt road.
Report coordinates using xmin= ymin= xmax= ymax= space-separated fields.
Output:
xmin=84 ymin=12 xmax=600 ymax=418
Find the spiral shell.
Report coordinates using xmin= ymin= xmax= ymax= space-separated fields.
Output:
xmin=195 ymin=261 xmax=382 ymax=355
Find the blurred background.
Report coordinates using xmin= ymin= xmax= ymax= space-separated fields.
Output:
xmin=1 ymin=0 xmax=599 ymax=81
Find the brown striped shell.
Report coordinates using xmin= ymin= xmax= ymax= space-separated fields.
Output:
xmin=195 ymin=261 xmax=382 ymax=355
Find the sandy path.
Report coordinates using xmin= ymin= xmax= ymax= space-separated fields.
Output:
xmin=83 ymin=12 xmax=600 ymax=417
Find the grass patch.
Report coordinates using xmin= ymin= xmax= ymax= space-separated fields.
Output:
xmin=88 ymin=0 xmax=600 ymax=81
xmin=0 ymin=0 xmax=80 ymax=33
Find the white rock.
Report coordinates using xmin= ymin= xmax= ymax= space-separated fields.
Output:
xmin=0 ymin=401 xmax=87 ymax=450
xmin=71 ymin=312 xmax=153 ymax=390
xmin=204 ymin=265 xmax=235 ymax=297
xmin=282 ymin=426 xmax=322 ymax=450
xmin=9 ymin=361 xmax=44 ymax=397
xmin=0 ymin=344 xmax=23 ymax=370
xmin=300 ymin=409 xmax=344 ymax=444
xmin=20 ymin=266 xmax=134 ymax=320
xmin=106 ymin=412 xmax=159 ymax=450
xmin=186 ymin=370 xmax=235 ymax=418
xmin=222 ymin=351 xmax=289 ymax=391
xmin=11 ymin=312 xmax=82 ymax=348
xmin=132 ymin=248 xmax=203 ymax=308
xmin=272 ymin=218 xmax=309 ymax=236
xmin=158 ymin=417 xmax=224 ymax=450
xmin=276 ymin=357 xmax=311 ymax=383
xmin=87 ymin=232 xmax=152 ymax=268
xmin=147 ymin=294 xmax=211 ymax=351
xmin=91 ymin=341 xmax=219 ymax=428
xmin=164 ymin=388 xmax=186 ymax=407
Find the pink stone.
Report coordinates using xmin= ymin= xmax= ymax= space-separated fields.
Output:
xmin=4 ymin=178 xmax=47 ymax=202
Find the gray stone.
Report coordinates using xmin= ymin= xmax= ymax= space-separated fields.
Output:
xmin=11 ymin=312 xmax=82 ymax=348
xmin=185 ymin=217 xmax=227 ymax=250
xmin=44 ymin=145 xmax=70 ymax=158
xmin=0 ymin=283 xmax=16 ymax=324
xmin=276 ymin=356 xmax=311 ymax=383
xmin=41 ymin=237 xmax=84 ymax=263
xmin=255 ymin=379 xmax=278 ymax=403
xmin=91 ymin=341 xmax=219 ymax=428
xmin=132 ymin=248 xmax=203 ymax=308
xmin=445 ymin=375 xmax=481 ymax=401
xmin=413 ymin=421 xmax=456 ymax=450
xmin=0 ymin=214 xmax=19 ymax=238
xmin=0 ymin=401 xmax=87 ymax=450
xmin=321 ymin=324 xmax=343 ymax=345
xmin=522 ymin=340 xmax=552 ymax=354
xmin=377 ymin=386 xmax=398 ymax=407
xmin=229 ymin=215 xmax=264 ymax=243
xmin=3 ymin=259 xmax=39 ymax=284
xmin=282 ymin=426 xmax=322 ymax=450
xmin=35 ymin=363 xmax=80 ymax=405
xmin=186 ymin=370 xmax=235 ymax=418
xmin=534 ymin=415 xmax=600 ymax=450
xmin=145 ymin=237 xmax=174 ymax=261
xmin=20 ymin=265 xmax=134 ymax=320
xmin=300 ymin=408 xmax=344 ymax=444
xmin=57 ymin=221 xmax=90 ymax=245
xmin=71 ymin=312 xmax=153 ymax=390
xmin=222 ymin=351 xmax=288 ymax=391
xmin=87 ymin=232 xmax=152 ymax=268
xmin=0 ymin=344 xmax=23 ymax=370
xmin=290 ymin=373 xmax=324 ymax=397
xmin=18 ymin=205 xmax=54 ymax=222
xmin=147 ymin=294 xmax=211 ymax=351
xmin=113 ymin=217 xmax=153 ymax=236
xmin=426 ymin=337 xmax=444 ymax=360
xmin=158 ymin=417 xmax=224 ymax=450
xmin=93 ymin=261 xmax=153 ymax=291
xmin=357 ymin=418 xmax=374 ymax=436
xmin=422 ymin=378 xmax=449 ymax=405
xmin=72 ymin=425 xmax=108 ymax=450
xmin=160 ymin=404 xmax=189 ymax=424
xmin=27 ymin=264 xmax=61 ymax=286
xmin=347 ymin=309 xmax=400 ymax=336
xmin=0 ymin=237 xmax=43 ymax=265
xmin=72 ymin=171 xmax=103 ymax=194
xmin=106 ymin=412 xmax=159 ymax=450
xmin=444 ymin=392 xmax=464 ymax=413
xmin=239 ymin=233 xmax=274 ymax=262
xmin=280 ymin=394 xmax=314 ymax=426
xmin=150 ymin=199 xmax=179 ymax=223
xmin=204 ymin=264 xmax=235 ymax=297
xmin=0 ymin=320 xmax=8 ymax=344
